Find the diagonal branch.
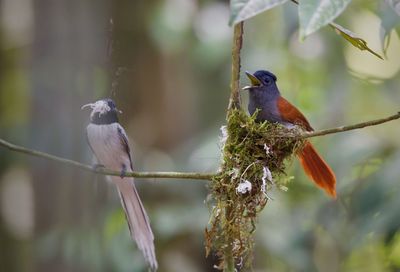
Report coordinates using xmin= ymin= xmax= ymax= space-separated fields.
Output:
xmin=300 ymin=111 xmax=400 ymax=139
xmin=0 ymin=138 xmax=216 ymax=180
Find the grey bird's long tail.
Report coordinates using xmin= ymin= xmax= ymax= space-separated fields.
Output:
xmin=113 ymin=177 xmax=158 ymax=270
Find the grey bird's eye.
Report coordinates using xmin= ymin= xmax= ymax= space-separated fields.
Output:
xmin=107 ymin=100 xmax=116 ymax=109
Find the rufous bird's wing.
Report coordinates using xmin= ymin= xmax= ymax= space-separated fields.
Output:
xmin=277 ymin=97 xmax=336 ymax=197
xmin=277 ymin=96 xmax=313 ymax=131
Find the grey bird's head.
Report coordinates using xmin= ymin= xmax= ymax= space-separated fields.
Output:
xmin=82 ymin=98 xmax=121 ymax=125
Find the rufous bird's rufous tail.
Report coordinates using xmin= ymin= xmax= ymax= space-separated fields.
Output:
xmin=297 ymin=141 xmax=336 ymax=198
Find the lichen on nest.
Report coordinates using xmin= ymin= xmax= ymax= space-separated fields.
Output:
xmin=205 ymin=108 xmax=305 ymax=270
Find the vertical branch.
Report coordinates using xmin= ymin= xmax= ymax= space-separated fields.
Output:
xmin=224 ymin=21 xmax=244 ymax=272
xmin=227 ymin=22 xmax=244 ymax=112
xmin=223 ymin=205 xmax=235 ymax=272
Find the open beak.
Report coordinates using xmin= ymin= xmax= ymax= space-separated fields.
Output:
xmin=242 ymin=71 xmax=261 ymax=90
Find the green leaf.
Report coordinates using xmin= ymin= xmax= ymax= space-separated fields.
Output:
xmin=330 ymin=22 xmax=384 ymax=60
xmin=229 ymin=0 xmax=288 ymax=26
xmin=299 ymin=0 xmax=352 ymax=38
xmin=386 ymin=0 xmax=400 ymax=16
xmin=380 ymin=0 xmax=400 ymax=57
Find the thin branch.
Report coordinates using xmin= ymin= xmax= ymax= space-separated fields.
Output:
xmin=0 ymin=138 xmax=216 ymax=180
xmin=0 ymin=112 xmax=398 ymax=181
xmin=300 ymin=111 xmax=400 ymax=139
xmin=223 ymin=21 xmax=244 ymax=272
xmin=227 ymin=22 xmax=244 ymax=112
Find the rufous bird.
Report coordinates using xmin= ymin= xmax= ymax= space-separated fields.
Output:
xmin=243 ymin=70 xmax=336 ymax=198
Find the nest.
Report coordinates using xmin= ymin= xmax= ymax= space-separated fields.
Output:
xmin=205 ymin=109 xmax=305 ymax=270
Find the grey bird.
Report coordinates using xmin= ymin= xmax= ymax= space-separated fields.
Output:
xmin=82 ymin=98 xmax=157 ymax=270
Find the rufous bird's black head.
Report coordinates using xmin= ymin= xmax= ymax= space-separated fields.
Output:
xmin=244 ymin=70 xmax=277 ymax=88
xmin=243 ymin=70 xmax=280 ymax=98
xmin=82 ymin=98 xmax=121 ymax=125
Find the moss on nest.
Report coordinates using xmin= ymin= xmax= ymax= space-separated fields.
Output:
xmin=205 ymin=108 xmax=305 ymax=269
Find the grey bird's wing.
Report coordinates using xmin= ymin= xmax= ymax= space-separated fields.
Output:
xmin=117 ymin=126 xmax=133 ymax=170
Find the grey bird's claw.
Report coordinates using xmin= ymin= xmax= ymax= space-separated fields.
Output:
xmin=120 ymin=164 xmax=127 ymax=178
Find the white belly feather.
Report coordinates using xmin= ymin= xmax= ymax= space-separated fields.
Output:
xmin=86 ymin=123 xmax=132 ymax=171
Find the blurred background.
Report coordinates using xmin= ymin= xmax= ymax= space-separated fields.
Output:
xmin=0 ymin=0 xmax=400 ymax=271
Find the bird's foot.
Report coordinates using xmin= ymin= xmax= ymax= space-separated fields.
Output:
xmin=120 ymin=164 xmax=127 ymax=179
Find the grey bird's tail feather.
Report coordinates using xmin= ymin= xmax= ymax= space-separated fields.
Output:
xmin=113 ymin=177 xmax=158 ymax=270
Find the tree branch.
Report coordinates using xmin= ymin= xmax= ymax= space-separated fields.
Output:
xmin=223 ymin=21 xmax=244 ymax=272
xmin=227 ymin=22 xmax=244 ymax=112
xmin=300 ymin=112 xmax=400 ymax=139
xmin=0 ymin=112 xmax=398 ymax=182
xmin=0 ymin=138 xmax=216 ymax=180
